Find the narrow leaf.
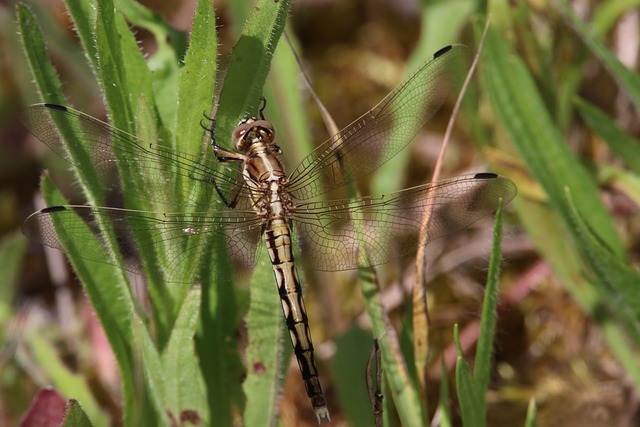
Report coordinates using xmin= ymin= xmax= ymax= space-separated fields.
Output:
xmin=176 ymin=0 xmax=217 ymax=157
xmin=95 ymin=0 xmax=134 ymax=133
xmin=40 ymin=175 xmax=138 ymax=424
xmin=474 ymin=200 xmax=504 ymax=395
xmin=455 ymin=355 xmax=483 ymax=427
xmin=16 ymin=4 xmax=66 ymax=105
xmin=131 ymin=317 xmax=169 ymax=426
xmin=524 ymin=399 xmax=538 ymax=427
xmin=243 ymin=251 xmax=285 ymax=427
xmin=215 ymin=0 xmax=292 ymax=148
xmin=162 ymin=286 xmax=207 ymax=424
xmin=359 ymin=267 xmax=423 ymax=426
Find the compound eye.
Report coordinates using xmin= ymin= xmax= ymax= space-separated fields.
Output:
xmin=233 ymin=122 xmax=253 ymax=141
xmin=252 ymin=120 xmax=274 ymax=134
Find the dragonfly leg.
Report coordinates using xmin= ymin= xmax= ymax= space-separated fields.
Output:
xmin=258 ymin=96 xmax=267 ymax=120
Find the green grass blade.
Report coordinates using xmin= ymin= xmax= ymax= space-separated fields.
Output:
xmin=197 ymin=240 xmax=242 ymax=427
xmin=131 ymin=316 xmax=168 ymax=426
xmin=64 ymin=0 xmax=98 ymax=73
xmin=524 ymin=399 xmax=538 ymax=427
xmin=243 ymin=251 xmax=286 ymax=426
xmin=95 ymin=0 xmax=185 ymax=336
xmin=359 ymin=267 xmax=423 ymax=426
xmin=556 ymin=0 xmax=640 ymax=111
xmin=115 ymin=13 xmax=156 ymax=120
xmin=116 ymin=0 xmax=184 ymax=128
xmin=40 ymin=175 xmax=140 ymax=425
xmin=576 ymin=98 xmax=640 ymax=174
xmin=262 ymin=33 xmax=314 ymax=168
xmin=454 ymin=324 xmax=483 ymax=427
xmin=16 ymin=4 xmax=67 ymax=105
xmin=474 ymin=200 xmax=504 ymax=395
xmin=131 ymin=96 xmax=177 ymax=342
xmin=162 ymin=286 xmax=207 ymax=424
xmin=175 ymin=0 xmax=216 ymax=157
xmin=409 ymin=0 xmax=474 ymax=71
xmin=95 ymin=0 xmax=134 ymax=132
xmin=453 ymin=202 xmax=505 ymax=427
xmin=214 ymin=0 xmax=292 ymax=147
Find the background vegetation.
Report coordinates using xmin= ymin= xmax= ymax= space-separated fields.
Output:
xmin=0 ymin=0 xmax=639 ymax=426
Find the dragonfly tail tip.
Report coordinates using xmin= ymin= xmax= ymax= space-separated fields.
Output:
xmin=315 ymin=406 xmax=331 ymax=424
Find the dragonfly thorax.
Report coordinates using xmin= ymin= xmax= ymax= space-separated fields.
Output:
xmin=233 ymin=117 xmax=276 ymax=152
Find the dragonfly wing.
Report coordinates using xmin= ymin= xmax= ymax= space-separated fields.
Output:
xmin=287 ymin=45 xmax=470 ymax=201
xmin=291 ymin=173 xmax=516 ymax=272
xmin=22 ymin=104 xmax=250 ymax=210
xmin=22 ymin=205 xmax=262 ymax=283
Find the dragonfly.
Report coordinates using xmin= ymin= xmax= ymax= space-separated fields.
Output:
xmin=22 ymin=44 xmax=516 ymax=422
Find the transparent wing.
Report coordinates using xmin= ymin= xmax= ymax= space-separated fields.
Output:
xmin=291 ymin=173 xmax=516 ymax=271
xmin=22 ymin=205 xmax=262 ymax=283
xmin=22 ymin=104 xmax=251 ymax=209
xmin=288 ymin=45 xmax=470 ymax=201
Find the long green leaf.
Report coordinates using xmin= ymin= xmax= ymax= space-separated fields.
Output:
xmin=243 ymin=251 xmax=286 ymax=427
xmin=64 ymin=0 xmax=99 ymax=73
xmin=524 ymin=399 xmax=538 ymax=427
xmin=474 ymin=200 xmax=504 ymax=396
xmin=360 ymin=266 xmax=423 ymax=426
xmin=215 ymin=0 xmax=292 ymax=148
xmin=454 ymin=324 xmax=483 ymax=427
xmin=40 ymin=175 xmax=140 ymax=425
xmin=162 ymin=286 xmax=207 ymax=424
xmin=131 ymin=316 xmax=168 ymax=426
xmin=262 ymin=33 xmax=314 ymax=168
xmin=176 ymin=0 xmax=217 ymax=157
xmin=197 ymin=234 xmax=242 ymax=427
xmin=95 ymin=0 xmax=134 ymax=133
xmin=117 ymin=0 xmax=184 ymax=128
xmin=16 ymin=4 xmax=66 ymax=105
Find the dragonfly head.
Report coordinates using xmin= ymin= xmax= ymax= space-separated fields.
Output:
xmin=233 ymin=118 xmax=276 ymax=151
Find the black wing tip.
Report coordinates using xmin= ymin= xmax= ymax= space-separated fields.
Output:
xmin=433 ymin=45 xmax=453 ymax=59
xmin=473 ymin=172 xmax=499 ymax=180
xmin=43 ymin=103 xmax=67 ymax=111
xmin=40 ymin=206 xmax=68 ymax=213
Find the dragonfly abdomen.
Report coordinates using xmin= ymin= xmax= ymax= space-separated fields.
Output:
xmin=264 ymin=222 xmax=330 ymax=421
